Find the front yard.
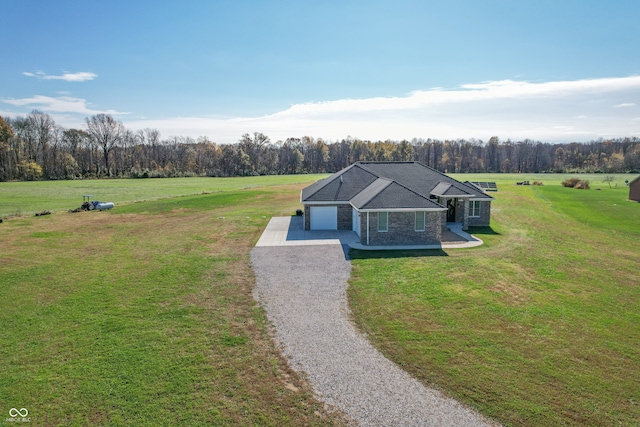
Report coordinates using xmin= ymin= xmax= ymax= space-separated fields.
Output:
xmin=348 ymin=178 xmax=640 ymax=426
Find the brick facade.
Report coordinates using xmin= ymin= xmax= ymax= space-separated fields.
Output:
xmin=305 ymin=202 xmax=490 ymax=239
xmin=467 ymin=200 xmax=491 ymax=227
xmin=304 ymin=205 xmax=311 ymax=230
xmin=337 ymin=205 xmax=353 ymax=230
xmin=361 ymin=211 xmax=443 ymax=246
xmin=453 ymin=199 xmax=470 ymax=229
xmin=440 ymin=210 xmax=448 ymax=235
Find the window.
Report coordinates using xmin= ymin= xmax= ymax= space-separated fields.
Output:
xmin=377 ymin=212 xmax=388 ymax=232
xmin=415 ymin=211 xmax=425 ymax=231
xmin=470 ymin=201 xmax=481 ymax=217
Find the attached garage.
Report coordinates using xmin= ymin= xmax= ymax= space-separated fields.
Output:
xmin=310 ymin=206 xmax=338 ymax=230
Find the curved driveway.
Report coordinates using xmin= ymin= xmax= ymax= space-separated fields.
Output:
xmin=251 ymin=217 xmax=497 ymax=426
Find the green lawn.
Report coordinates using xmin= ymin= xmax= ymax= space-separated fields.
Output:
xmin=0 ymin=174 xmax=328 ymax=216
xmin=2 ymin=174 xmax=638 ymax=426
xmin=0 ymin=179 xmax=343 ymax=426
xmin=349 ymin=175 xmax=640 ymax=426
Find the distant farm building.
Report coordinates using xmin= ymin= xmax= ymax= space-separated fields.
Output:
xmin=629 ymin=176 xmax=640 ymax=201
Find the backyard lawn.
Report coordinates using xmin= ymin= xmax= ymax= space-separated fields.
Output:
xmin=349 ymin=175 xmax=640 ymax=426
xmin=0 ymin=174 xmax=327 ymax=216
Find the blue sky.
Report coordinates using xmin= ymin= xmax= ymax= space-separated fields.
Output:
xmin=2 ymin=0 xmax=640 ymax=143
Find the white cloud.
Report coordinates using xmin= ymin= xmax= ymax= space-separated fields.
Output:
xmin=124 ymin=76 xmax=640 ymax=143
xmin=5 ymin=76 xmax=640 ymax=143
xmin=2 ymin=95 xmax=126 ymax=115
xmin=22 ymin=71 xmax=97 ymax=82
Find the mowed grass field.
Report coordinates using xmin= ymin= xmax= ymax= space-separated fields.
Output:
xmin=0 ymin=176 xmax=344 ymax=426
xmin=1 ymin=173 xmax=638 ymax=426
xmin=349 ymin=174 xmax=640 ymax=426
xmin=0 ymin=175 xmax=328 ymax=216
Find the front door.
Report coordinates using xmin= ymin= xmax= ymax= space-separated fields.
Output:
xmin=446 ymin=199 xmax=456 ymax=222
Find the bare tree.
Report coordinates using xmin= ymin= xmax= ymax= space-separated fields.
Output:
xmin=0 ymin=116 xmax=15 ymax=181
xmin=85 ymin=114 xmax=124 ymax=175
xmin=603 ymin=175 xmax=615 ymax=188
xmin=62 ymin=129 xmax=90 ymax=175
xmin=396 ymin=139 xmax=415 ymax=162
xmin=238 ymin=132 xmax=271 ymax=174
xmin=27 ymin=111 xmax=55 ymax=175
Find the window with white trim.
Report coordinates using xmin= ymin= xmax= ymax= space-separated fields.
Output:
xmin=470 ymin=201 xmax=481 ymax=217
xmin=377 ymin=212 xmax=388 ymax=232
xmin=415 ymin=211 xmax=425 ymax=231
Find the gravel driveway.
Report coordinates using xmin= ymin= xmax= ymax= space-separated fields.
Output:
xmin=251 ymin=240 xmax=498 ymax=426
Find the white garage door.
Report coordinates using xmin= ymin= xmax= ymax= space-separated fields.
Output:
xmin=310 ymin=206 xmax=338 ymax=230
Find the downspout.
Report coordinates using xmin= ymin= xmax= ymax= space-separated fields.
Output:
xmin=366 ymin=211 xmax=370 ymax=246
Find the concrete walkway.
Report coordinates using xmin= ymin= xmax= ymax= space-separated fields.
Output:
xmin=255 ymin=216 xmax=483 ymax=250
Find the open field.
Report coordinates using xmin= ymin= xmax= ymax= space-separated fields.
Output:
xmin=349 ymin=174 xmax=640 ymax=426
xmin=0 ymin=178 xmax=343 ymax=426
xmin=1 ymin=173 xmax=638 ymax=426
xmin=0 ymin=175 xmax=328 ymax=216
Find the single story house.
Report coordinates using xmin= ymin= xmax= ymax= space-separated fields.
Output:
xmin=629 ymin=175 xmax=640 ymax=201
xmin=300 ymin=161 xmax=493 ymax=246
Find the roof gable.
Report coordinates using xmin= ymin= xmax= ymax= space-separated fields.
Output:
xmin=349 ymin=178 xmax=393 ymax=208
xmin=430 ymin=182 xmax=474 ymax=197
xmin=301 ymin=163 xmax=378 ymax=202
xmin=352 ymin=181 xmax=444 ymax=210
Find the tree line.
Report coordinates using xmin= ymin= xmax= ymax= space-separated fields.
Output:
xmin=1 ymin=111 xmax=639 ymax=181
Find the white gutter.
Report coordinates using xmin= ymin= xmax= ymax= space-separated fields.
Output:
xmin=431 ymin=194 xmax=474 ymax=198
xmin=302 ymin=201 xmax=351 ymax=205
xmin=357 ymin=207 xmax=447 ymax=212
xmin=366 ymin=211 xmax=370 ymax=246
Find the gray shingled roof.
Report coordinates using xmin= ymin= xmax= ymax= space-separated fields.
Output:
xmin=349 ymin=178 xmax=393 ymax=208
xmin=352 ymin=181 xmax=444 ymax=210
xmin=301 ymin=161 xmax=492 ymax=209
xmin=301 ymin=163 xmax=378 ymax=202
xmin=430 ymin=182 xmax=474 ymax=197
xmin=357 ymin=162 xmax=491 ymax=200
